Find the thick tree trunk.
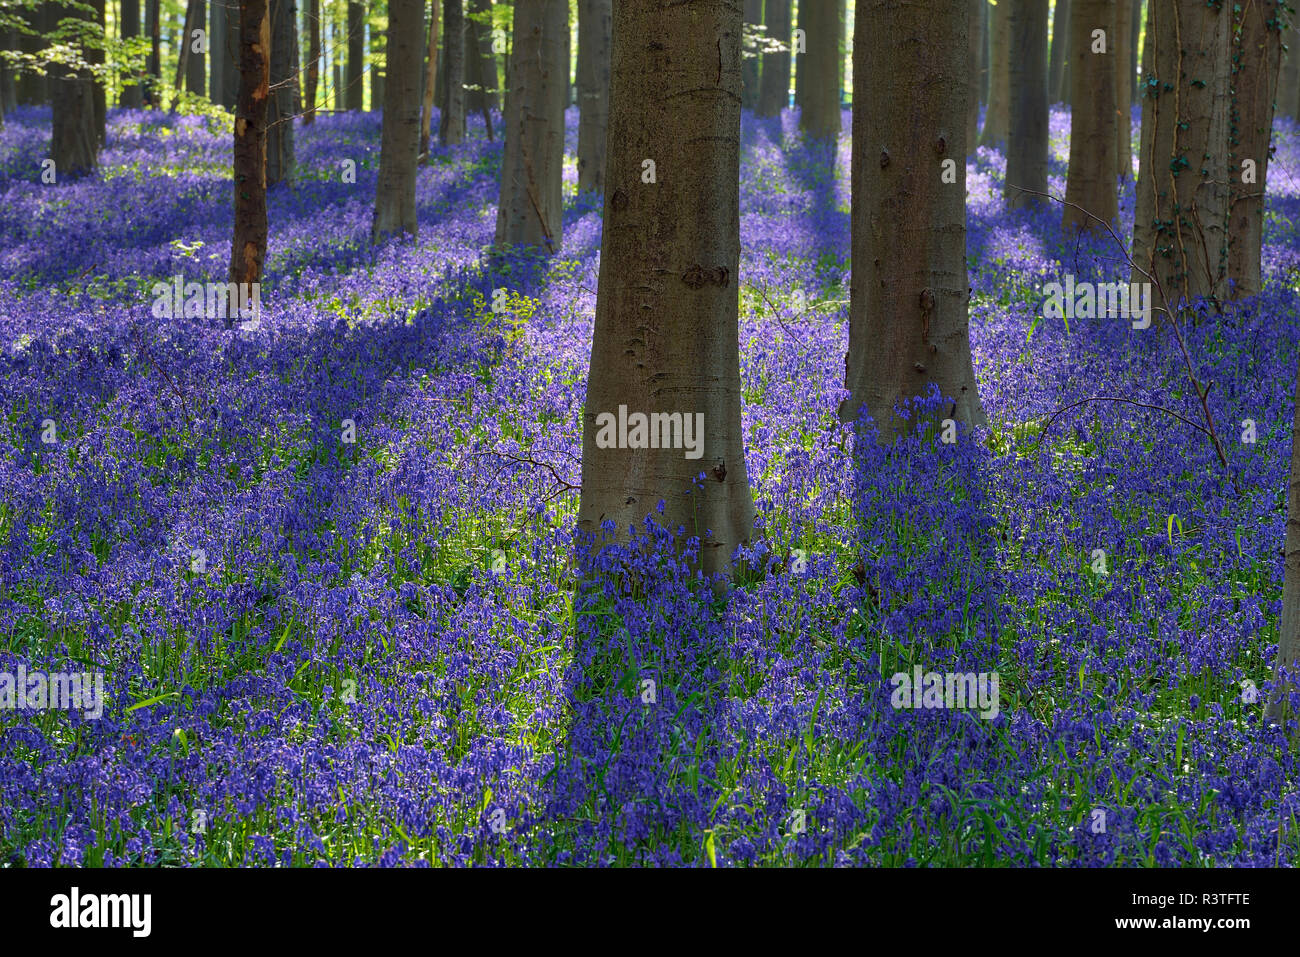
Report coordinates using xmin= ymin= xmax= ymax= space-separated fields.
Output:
xmin=440 ymin=0 xmax=465 ymax=144
xmin=758 ymin=0 xmax=789 ymax=116
xmin=841 ymin=0 xmax=986 ymax=440
xmin=1226 ymin=0 xmax=1282 ymax=300
xmin=742 ymin=0 xmax=761 ymax=109
xmin=267 ymin=0 xmax=297 ymax=186
xmin=346 ymin=1 xmax=364 ymax=109
xmin=579 ymin=0 xmax=754 ymax=583
xmin=50 ymin=1 xmax=99 ymax=178
xmin=577 ymin=0 xmax=611 ymax=193
xmin=466 ymin=0 xmax=496 ymax=131
xmin=966 ymin=0 xmax=984 ymax=151
xmin=494 ymin=0 xmax=567 ymax=250
xmin=120 ymin=0 xmax=144 ymax=108
xmin=1269 ymin=358 xmax=1300 ymax=726
xmin=1063 ymin=0 xmax=1117 ymax=233
xmin=1005 ymin=0 xmax=1048 ymax=207
xmin=420 ymin=0 xmax=440 ymax=159
xmin=798 ymin=0 xmax=840 ymax=147
xmin=1049 ymin=0 xmax=1070 ymax=103
xmin=229 ymin=0 xmax=270 ymax=287
xmin=304 ymin=0 xmax=320 ymax=122
xmin=372 ymin=0 xmax=424 ymax=241
xmin=979 ymin=0 xmax=1010 ymax=146
xmin=1114 ymin=0 xmax=1132 ymax=180
xmin=1281 ymin=19 xmax=1300 ymax=119
xmin=1131 ymin=0 xmax=1231 ymax=301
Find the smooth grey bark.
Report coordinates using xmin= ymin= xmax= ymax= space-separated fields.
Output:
xmin=578 ymin=0 xmax=754 ymax=583
xmin=742 ymin=0 xmax=761 ymax=109
xmin=210 ymin=0 xmax=227 ymax=109
xmin=841 ymin=0 xmax=987 ymax=440
xmin=304 ymin=0 xmax=320 ymax=121
xmin=966 ymin=0 xmax=984 ymax=151
xmin=440 ymin=0 xmax=465 ymax=144
xmin=798 ymin=0 xmax=839 ymax=146
xmin=267 ymin=0 xmax=297 ymax=186
xmin=1048 ymin=0 xmax=1070 ymax=103
xmin=494 ymin=0 xmax=567 ymax=250
xmin=1063 ymin=0 xmax=1117 ymax=234
xmin=372 ymin=0 xmax=423 ymax=241
xmin=1005 ymin=0 xmax=1049 ymax=208
xmin=346 ymin=1 xmax=364 ymax=109
xmin=979 ymin=0 xmax=1009 ymax=146
xmin=1131 ymin=0 xmax=1231 ymax=300
xmin=1226 ymin=0 xmax=1283 ymax=299
xmin=50 ymin=1 xmax=98 ymax=177
xmin=577 ymin=0 xmax=611 ymax=193
xmin=1114 ymin=0 xmax=1132 ymax=180
xmin=420 ymin=0 xmax=440 ymax=160
xmin=758 ymin=0 xmax=790 ymax=116
xmin=1269 ymin=358 xmax=1300 ymax=727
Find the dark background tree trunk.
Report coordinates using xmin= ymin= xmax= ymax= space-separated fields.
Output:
xmin=798 ymin=0 xmax=840 ymax=147
xmin=1048 ymin=0 xmax=1070 ymax=103
xmin=267 ymin=0 xmax=298 ymax=186
xmin=577 ymin=0 xmax=611 ymax=193
xmin=420 ymin=0 xmax=440 ymax=159
xmin=979 ymin=0 xmax=1010 ymax=145
xmin=373 ymin=0 xmax=423 ymax=240
xmin=230 ymin=0 xmax=270 ymax=287
xmin=758 ymin=0 xmax=789 ymax=116
xmin=742 ymin=0 xmax=761 ymax=110
xmin=439 ymin=0 xmax=465 ymax=143
xmin=1005 ymin=0 xmax=1049 ymax=208
xmin=1063 ymin=0 xmax=1117 ymax=233
xmin=50 ymin=1 xmax=99 ymax=177
xmin=121 ymin=0 xmax=144 ymax=108
xmin=305 ymin=0 xmax=321 ymax=122
xmin=347 ymin=1 xmax=365 ymax=109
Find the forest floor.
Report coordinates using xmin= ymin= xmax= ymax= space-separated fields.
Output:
xmin=0 ymin=103 xmax=1298 ymax=865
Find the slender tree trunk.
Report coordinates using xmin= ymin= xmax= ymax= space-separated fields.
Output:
xmin=211 ymin=0 xmax=227 ymax=109
xmin=440 ymin=0 xmax=465 ymax=143
xmin=372 ymin=11 xmax=385 ymax=108
xmin=841 ymin=0 xmax=986 ymax=440
xmin=373 ymin=0 xmax=423 ymax=240
xmin=966 ymin=0 xmax=984 ymax=151
xmin=979 ymin=0 xmax=990 ymax=105
xmin=1129 ymin=0 xmax=1140 ymax=99
xmin=1269 ymin=357 xmax=1300 ymax=726
xmin=1049 ymin=0 xmax=1070 ymax=103
xmin=1114 ymin=0 xmax=1132 ymax=181
xmin=1281 ymin=18 xmax=1300 ymax=119
xmin=90 ymin=0 xmax=107 ymax=143
xmin=742 ymin=0 xmax=761 ymax=109
xmin=1063 ymin=0 xmax=1117 ymax=233
xmin=50 ymin=1 xmax=99 ymax=178
xmin=16 ymin=3 xmax=47 ymax=106
xmin=979 ymin=0 xmax=1010 ymax=146
xmin=494 ymin=0 xmax=567 ymax=250
xmin=798 ymin=0 xmax=840 ymax=147
xmin=1131 ymin=0 xmax=1231 ymax=301
xmin=420 ymin=0 xmax=440 ymax=160
xmin=186 ymin=0 xmax=206 ymax=95
xmin=120 ymin=0 xmax=144 ymax=108
xmin=1005 ymin=0 xmax=1048 ymax=208
xmin=1226 ymin=0 xmax=1283 ymax=300
xmin=577 ymin=0 xmax=611 ymax=193
xmin=267 ymin=0 xmax=297 ymax=186
xmin=579 ymin=0 xmax=753 ymax=583
xmin=146 ymin=0 xmax=162 ymax=107
xmin=230 ymin=0 xmax=270 ymax=287
xmin=346 ymin=1 xmax=364 ymax=109
xmin=758 ymin=0 xmax=790 ymax=116
xmin=465 ymin=0 xmax=494 ymax=133
xmin=304 ymin=0 xmax=320 ymax=122
xmin=0 ymin=29 xmax=16 ymax=116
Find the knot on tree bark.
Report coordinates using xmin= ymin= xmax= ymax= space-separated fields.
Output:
xmin=682 ymin=265 xmax=729 ymax=289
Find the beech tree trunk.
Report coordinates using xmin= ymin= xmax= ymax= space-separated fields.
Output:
xmin=346 ymin=1 xmax=364 ymax=109
xmin=494 ymin=0 xmax=567 ymax=250
xmin=305 ymin=0 xmax=321 ymax=122
xmin=1005 ymin=0 xmax=1048 ymax=208
xmin=211 ymin=0 xmax=227 ymax=109
xmin=50 ymin=1 xmax=99 ymax=178
xmin=440 ymin=0 xmax=465 ymax=144
xmin=758 ymin=0 xmax=789 ymax=116
xmin=798 ymin=0 xmax=840 ymax=147
xmin=1269 ymin=358 xmax=1300 ymax=726
xmin=267 ymin=0 xmax=298 ymax=186
xmin=15 ymin=4 xmax=46 ymax=106
xmin=185 ymin=0 xmax=206 ymax=95
xmin=0 ymin=29 xmax=15 ymax=117
xmin=1114 ymin=0 xmax=1132 ymax=180
xmin=466 ymin=0 xmax=496 ymax=133
xmin=1226 ymin=0 xmax=1283 ymax=300
xmin=1048 ymin=0 xmax=1070 ymax=103
xmin=841 ymin=0 xmax=986 ymax=440
xmin=146 ymin=0 xmax=161 ymax=107
xmin=229 ymin=0 xmax=270 ymax=286
xmin=372 ymin=0 xmax=424 ymax=241
xmin=1281 ymin=19 xmax=1300 ymax=119
xmin=1131 ymin=0 xmax=1231 ymax=301
xmin=90 ymin=0 xmax=106 ymax=143
xmin=372 ymin=13 xmax=385 ymax=108
xmin=979 ymin=0 xmax=1010 ymax=146
xmin=966 ymin=0 xmax=984 ymax=151
xmin=577 ymin=0 xmax=611 ymax=193
xmin=579 ymin=0 xmax=754 ymax=582
xmin=420 ymin=0 xmax=440 ymax=160
xmin=121 ymin=0 xmax=144 ymax=108
xmin=1063 ymin=0 xmax=1117 ymax=234
xmin=742 ymin=0 xmax=761 ymax=109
